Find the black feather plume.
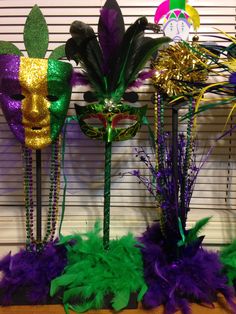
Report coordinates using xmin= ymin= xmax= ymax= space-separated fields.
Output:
xmin=65 ymin=0 xmax=171 ymax=103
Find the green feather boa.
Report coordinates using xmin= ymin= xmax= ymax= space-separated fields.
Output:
xmin=51 ymin=222 xmax=147 ymax=313
xmin=221 ymin=239 xmax=236 ymax=286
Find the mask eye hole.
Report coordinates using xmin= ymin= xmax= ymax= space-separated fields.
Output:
xmin=112 ymin=115 xmax=138 ymax=128
xmin=84 ymin=116 xmax=106 ymax=128
xmin=11 ymin=94 xmax=25 ymax=101
xmin=46 ymin=95 xmax=59 ymax=102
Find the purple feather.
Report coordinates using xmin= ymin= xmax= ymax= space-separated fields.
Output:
xmin=98 ymin=7 xmax=124 ymax=74
xmin=0 ymin=241 xmax=66 ymax=305
xmin=139 ymin=223 xmax=236 ymax=314
xmin=128 ymin=70 xmax=156 ymax=89
xmin=70 ymin=70 xmax=90 ymax=86
xmin=229 ymin=72 xmax=236 ymax=85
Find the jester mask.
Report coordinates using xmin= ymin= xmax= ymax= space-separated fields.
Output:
xmin=154 ymin=0 xmax=200 ymax=42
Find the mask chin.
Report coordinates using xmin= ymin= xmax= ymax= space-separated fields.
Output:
xmin=75 ymin=103 xmax=147 ymax=142
xmin=0 ymin=55 xmax=73 ymax=149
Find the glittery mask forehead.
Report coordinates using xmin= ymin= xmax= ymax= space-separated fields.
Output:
xmin=0 ymin=54 xmax=72 ymax=149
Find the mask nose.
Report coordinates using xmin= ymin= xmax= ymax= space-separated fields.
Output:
xmin=176 ymin=24 xmax=180 ymax=35
xmin=23 ymin=93 xmax=49 ymax=122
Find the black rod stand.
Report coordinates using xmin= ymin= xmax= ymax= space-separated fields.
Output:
xmin=172 ymin=107 xmax=179 ymax=220
xmin=36 ymin=149 xmax=42 ymax=243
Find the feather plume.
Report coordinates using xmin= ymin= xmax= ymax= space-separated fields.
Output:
xmin=126 ymin=36 xmax=170 ymax=86
xmin=185 ymin=217 xmax=211 ymax=245
xmin=186 ymin=4 xmax=200 ymax=31
xmin=110 ymin=17 xmax=148 ymax=96
xmin=65 ymin=0 xmax=170 ymax=103
xmin=51 ymin=222 xmax=147 ymax=312
xmin=66 ymin=21 xmax=105 ymax=96
xmin=128 ymin=70 xmax=156 ymax=89
xmin=70 ymin=71 xmax=89 ymax=87
xmin=98 ymin=0 xmax=125 ymax=76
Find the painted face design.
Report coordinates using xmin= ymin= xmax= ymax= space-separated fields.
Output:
xmin=163 ymin=10 xmax=191 ymax=42
xmin=75 ymin=103 xmax=147 ymax=142
xmin=0 ymin=55 xmax=72 ymax=149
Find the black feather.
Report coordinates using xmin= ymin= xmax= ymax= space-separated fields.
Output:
xmin=127 ymin=36 xmax=171 ymax=85
xmin=110 ymin=17 xmax=148 ymax=97
xmin=65 ymin=38 xmax=80 ymax=64
xmin=66 ymin=21 xmax=105 ymax=96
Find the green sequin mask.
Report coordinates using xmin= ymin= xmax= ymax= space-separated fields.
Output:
xmin=75 ymin=102 xmax=147 ymax=142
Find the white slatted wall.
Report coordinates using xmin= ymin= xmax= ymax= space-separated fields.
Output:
xmin=0 ymin=0 xmax=235 ymax=256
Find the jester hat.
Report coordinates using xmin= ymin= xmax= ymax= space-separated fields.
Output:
xmin=154 ymin=0 xmax=200 ymax=31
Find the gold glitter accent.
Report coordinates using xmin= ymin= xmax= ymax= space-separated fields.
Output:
xmin=152 ymin=42 xmax=209 ymax=97
xmin=19 ymin=57 xmax=51 ymax=149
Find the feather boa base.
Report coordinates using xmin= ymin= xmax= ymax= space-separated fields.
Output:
xmin=221 ymin=239 xmax=236 ymax=289
xmin=140 ymin=223 xmax=236 ymax=314
xmin=0 ymin=240 xmax=66 ymax=305
xmin=50 ymin=222 xmax=147 ymax=313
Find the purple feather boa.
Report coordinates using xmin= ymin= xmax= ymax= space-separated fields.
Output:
xmin=139 ymin=223 xmax=236 ymax=314
xmin=0 ymin=241 xmax=66 ymax=305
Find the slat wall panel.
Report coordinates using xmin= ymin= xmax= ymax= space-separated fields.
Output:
xmin=0 ymin=0 xmax=235 ymax=257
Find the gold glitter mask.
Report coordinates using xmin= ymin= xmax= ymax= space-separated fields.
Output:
xmin=0 ymin=55 xmax=72 ymax=149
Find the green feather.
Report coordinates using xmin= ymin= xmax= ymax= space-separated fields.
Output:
xmin=112 ymin=289 xmax=130 ymax=311
xmin=23 ymin=5 xmax=49 ymax=58
xmin=0 ymin=41 xmax=23 ymax=56
xmin=51 ymin=222 xmax=146 ymax=312
xmin=137 ymin=283 xmax=148 ymax=301
xmin=49 ymin=44 xmax=66 ymax=60
xmin=181 ymin=97 xmax=236 ymax=121
xmin=221 ymin=240 xmax=236 ymax=285
xmin=185 ymin=217 xmax=211 ymax=245
xmin=50 ymin=274 xmax=77 ymax=296
xmin=70 ymin=302 xmax=94 ymax=313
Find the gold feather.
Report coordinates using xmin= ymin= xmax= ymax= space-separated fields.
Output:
xmin=186 ymin=4 xmax=200 ymax=31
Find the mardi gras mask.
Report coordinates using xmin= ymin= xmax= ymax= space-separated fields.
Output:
xmin=154 ymin=0 xmax=200 ymax=42
xmin=0 ymin=55 xmax=72 ymax=149
xmin=162 ymin=10 xmax=191 ymax=42
xmin=66 ymin=2 xmax=170 ymax=143
xmin=0 ymin=5 xmax=73 ymax=150
xmin=75 ymin=102 xmax=147 ymax=142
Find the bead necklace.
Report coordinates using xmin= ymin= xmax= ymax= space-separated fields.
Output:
xmin=22 ymin=136 xmax=61 ymax=250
